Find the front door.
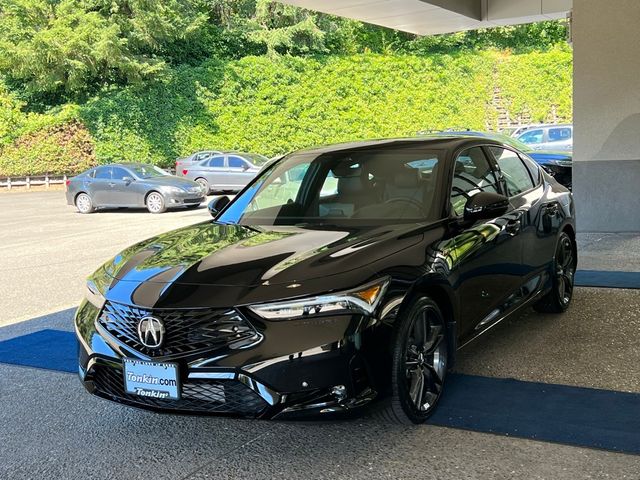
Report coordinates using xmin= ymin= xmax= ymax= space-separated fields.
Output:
xmin=447 ymin=147 xmax=525 ymax=340
xmin=109 ymin=167 xmax=138 ymax=205
xmin=226 ymin=155 xmax=253 ymax=188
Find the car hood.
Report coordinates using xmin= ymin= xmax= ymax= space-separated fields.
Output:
xmin=528 ymin=150 xmax=572 ymax=163
xmin=143 ymin=175 xmax=199 ymax=189
xmin=99 ymin=222 xmax=424 ymax=288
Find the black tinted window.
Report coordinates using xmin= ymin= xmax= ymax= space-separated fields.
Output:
xmin=548 ymin=127 xmax=572 ymax=141
xmin=450 ymin=147 xmax=500 ymax=216
xmin=519 ymin=154 xmax=541 ymax=185
xmin=490 ymin=147 xmax=535 ymax=196
xmin=111 ymin=167 xmax=130 ymax=180
xmin=228 ymin=156 xmax=247 ymax=168
xmin=207 ymin=155 xmax=225 ymax=167
xmin=94 ymin=167 xmax=111 ymax=180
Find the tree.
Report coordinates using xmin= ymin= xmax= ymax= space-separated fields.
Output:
xmin=0 ymin=0 xmax=207 ymax=101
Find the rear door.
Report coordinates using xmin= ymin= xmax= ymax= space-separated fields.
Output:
xmin=448 ymin=147 xmax=525 ymax=337
xmin=543 ymin=126 xmax=573 ymax=150
xmin=90 ymin=166 xmax=112 ymax=205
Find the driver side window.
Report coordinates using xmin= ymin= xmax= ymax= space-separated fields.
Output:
xmin=450 ymin=147 xmax=499 ymax=217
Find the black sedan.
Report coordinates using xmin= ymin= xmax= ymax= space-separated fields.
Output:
xmin=65 ymin=163 xmax=207 ymax=214
xmin=75 ymin=136 xmax=576 ymax=424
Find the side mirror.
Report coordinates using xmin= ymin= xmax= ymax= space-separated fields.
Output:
xmin=242 ymin=164 xmax=250 ymax=171
xmin=208 ymin=195 xmax=230 ymax=218
xmin=122 ymin=176 xmax=133 ymax=185
xmin=463 ymin=192 xmax=509 ymax=223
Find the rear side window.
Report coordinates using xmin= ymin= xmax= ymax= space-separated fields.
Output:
xmin=94 ymin=167 xmax=111 ymax=180
xmin=519 ymin=154 xmax=541 ymax=185
xmin=548 ymin=127 xmax=572 ymax=141
xmin=206 ymin=155 xmax=225 ymax=167
xmin=490 ymin=147 xmax=535 ymax=196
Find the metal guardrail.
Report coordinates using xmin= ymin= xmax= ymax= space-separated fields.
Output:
xmin=0 ymin=168 xmax=177 ymax=190
xmin=0 ymin=174 xmax=68 ymax=190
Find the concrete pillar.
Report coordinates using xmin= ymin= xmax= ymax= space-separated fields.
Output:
xmin=573 ymin=0 xmax=640 ymax=232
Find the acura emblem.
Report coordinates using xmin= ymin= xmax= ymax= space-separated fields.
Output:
xmin=137 ymin=316 xmax=165 ymax=349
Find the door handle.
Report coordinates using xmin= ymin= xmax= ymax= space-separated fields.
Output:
xmin=108 ymin=182 xmax=116 ymax=187
xmin=504 ymin=219 xmax=521 ymax=235
xmin=545 ymin=204 xmax=559 ymax=216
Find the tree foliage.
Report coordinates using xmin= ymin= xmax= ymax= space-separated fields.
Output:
xmin=0 ymin=0 xmax=572 ymax=176
xmin=0 ymin=0 xmax=568 ymax=101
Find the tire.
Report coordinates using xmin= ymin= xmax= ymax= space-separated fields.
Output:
xmin=534 ymin=232 xmax=576 ymax=313
xmin=379 ymin=296 xmax=448 ymax=424
xmin=145 ymin=191 xmax=166 ymax=214
xmin=75 ymin=193 xmax=94 ymax=214
xmin=195 ymin=178 xmax=210 ymax=195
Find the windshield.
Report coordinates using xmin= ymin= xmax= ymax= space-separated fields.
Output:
xmin=129 ymin=165 xmax=169 ymax=179
xmin=243 ymin=153 xmax=268 ymax=165
xmin=218 ymin=146 xmax=443 ymax=226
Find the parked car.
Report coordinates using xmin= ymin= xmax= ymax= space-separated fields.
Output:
xmin=178 ymin=152 xmax=266 ymax=194
xmin=175 ymin=150 xmax=223 ymax=172
xmin=429 ymin=131 xmax=573 ymax=189
xmin=66 ymin=163 xmax=206 ymax=214
xmin=75 ymin=136 xmax=576 ymax=424
xmin=516 ymin=124 xmax=573 ymax=151
xmin=508 ymin=123 xmax=550 ymax=138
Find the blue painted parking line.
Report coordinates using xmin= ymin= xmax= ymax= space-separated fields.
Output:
xmin=575 ymin=270 xmax=640 ymax=289
xmin=1 ymin=329 xmax=639 ymax=454
xmin=0 ymin=329 xmax=77 ymax=373
xmin=431 ymin=374 xmax=640 ymax=455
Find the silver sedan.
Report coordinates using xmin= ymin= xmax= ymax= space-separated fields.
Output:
xmin=178 ymin=152 xmax=265 ymax=194
xmin=65 ymin=163 xmax=206 ymax=214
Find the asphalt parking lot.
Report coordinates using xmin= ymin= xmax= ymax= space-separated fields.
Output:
xmin=0 ymin=191 xmax=214 ymax=326
xmin=1 ymin=190 xmax=640 ymax=479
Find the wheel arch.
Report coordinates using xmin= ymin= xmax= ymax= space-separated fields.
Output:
xmin=74 ymin=190 xmax=89 ymax=202
xmin=560 ymin=222 xmax=578 ymax=264
xmin=144 ymin=189 xmax=163 ymax=203
xmin=401 ymin=278 xmax=459 ymax=367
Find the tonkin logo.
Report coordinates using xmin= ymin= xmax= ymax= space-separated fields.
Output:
xmin=137 ymin=316 xmax=165 ymax=349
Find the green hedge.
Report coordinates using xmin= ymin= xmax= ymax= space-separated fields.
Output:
xmin=0 ymin=48 xmax=572 ymax=176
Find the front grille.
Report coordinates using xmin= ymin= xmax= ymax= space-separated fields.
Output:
xmin=90 ymin=365 xmax=268 ymax=416
xmin=184 ymin=197 xmax=202 ymax=203
xmin=98 ymin=302 xmax=260 ymax=359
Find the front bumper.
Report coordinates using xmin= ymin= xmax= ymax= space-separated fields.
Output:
xmin=164 ymin=192 xmax=205 ymax=207
xmin=75 ymin=300 xmax=378 ymax=419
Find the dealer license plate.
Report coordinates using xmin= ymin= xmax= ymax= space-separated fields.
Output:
xmin=123 ymin=359 xmax=180 ymax=400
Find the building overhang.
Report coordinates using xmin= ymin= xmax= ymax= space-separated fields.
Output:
xmin=279 ymin=0 xmax=572 ymax=35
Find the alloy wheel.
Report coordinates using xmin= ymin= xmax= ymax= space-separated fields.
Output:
xmin=76 ymin=193 xmax=92 ymax=214
xmin=556 ymin=235 xmax=575 ymax=306
xmin=146 ymin=192 xmax=164 ymax=213
xmin=404 ymin=306 xmax=447 ymax=413
xmin=196 ymin=178 xmax=209 ymax=194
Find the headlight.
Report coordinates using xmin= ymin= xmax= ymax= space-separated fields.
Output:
xmin=85 ymin=279 xmax=106 ymax=309
xmin=248 ymin=278 xmax=389 ymax=320
xmin=165 ymin=186 xmax=185 ymax=194
xmin=84 ymin=263 xmax=112 ymax=309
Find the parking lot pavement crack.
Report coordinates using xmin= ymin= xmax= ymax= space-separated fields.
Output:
xmin=179 ymin=428 xmax=273 ymax=480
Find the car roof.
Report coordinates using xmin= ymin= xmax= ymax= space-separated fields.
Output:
xmin=289 ymin=136 xmax=503 ymax=157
